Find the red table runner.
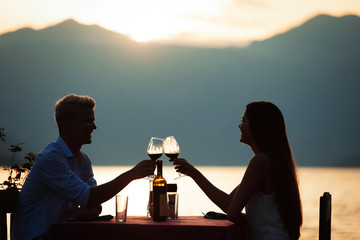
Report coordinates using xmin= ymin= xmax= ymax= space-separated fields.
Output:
xmin=50 ymin=216 xmax=248 ymax=240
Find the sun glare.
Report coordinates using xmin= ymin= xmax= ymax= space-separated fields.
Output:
xmin=92 ymin=1 xmax=192 ymax=44
xmin=131 ymin=33 xmax=152 ymax=42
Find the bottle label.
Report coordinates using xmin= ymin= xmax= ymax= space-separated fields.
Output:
xmin=160 ymin=193 xmax=167 ymax=216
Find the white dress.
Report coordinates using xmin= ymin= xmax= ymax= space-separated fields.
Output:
xmin=245 ymin=191 xmax=292 ymax=240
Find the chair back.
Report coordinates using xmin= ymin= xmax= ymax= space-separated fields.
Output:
xmin=319 ymin=192 xmax=331 ymax=240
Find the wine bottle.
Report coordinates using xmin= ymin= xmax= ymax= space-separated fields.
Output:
xmin=152 ymin=160 xmax=167 ymax=221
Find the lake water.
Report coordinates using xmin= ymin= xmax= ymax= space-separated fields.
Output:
xmin=1 ymin=166 xmax=359 ymax=239
xmin=93 ymin=166 xmax=360 ymax=240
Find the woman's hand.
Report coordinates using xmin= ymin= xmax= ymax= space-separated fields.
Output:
xmin=171 ymin=158 xmax=196 ymax=177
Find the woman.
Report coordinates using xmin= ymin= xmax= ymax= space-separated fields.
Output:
xmin=173 ymin=101 xmax=302 ymax=240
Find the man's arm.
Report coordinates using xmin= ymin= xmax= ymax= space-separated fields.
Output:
xmin=87 ymin=160 xmax=155 ymax=208
xmin=60 ymin=205 xmax=102 ymax=221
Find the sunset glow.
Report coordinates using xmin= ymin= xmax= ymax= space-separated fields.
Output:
xmin=0 ymin=0 xmax=359 ymax=47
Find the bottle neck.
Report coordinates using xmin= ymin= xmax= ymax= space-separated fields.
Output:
xmin=156 ymin=160 xmax=163 ymax=177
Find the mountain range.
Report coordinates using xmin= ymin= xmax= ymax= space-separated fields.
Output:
xmin=1 ymin=14 xmax=359 ymax=167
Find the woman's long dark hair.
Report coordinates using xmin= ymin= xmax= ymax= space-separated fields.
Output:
xmin=245 ymin=101 xmax=302 ymax=239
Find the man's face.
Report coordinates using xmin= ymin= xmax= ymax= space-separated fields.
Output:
xmin=67 ymin=107 xmax=97 ymax=145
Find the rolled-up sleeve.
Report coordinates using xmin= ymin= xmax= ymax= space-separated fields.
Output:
xmin=82 ymin=153 xmax=97 ymax=188
xmin=36 ymin=151 xmax=91 ymax=207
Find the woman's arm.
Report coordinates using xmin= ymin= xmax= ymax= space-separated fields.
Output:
xmin=173 ymin=154 xmax=270 ymax=218
xmin=172 ymin=158 xmax=235 ymax=213
xmin=227 ymin=154 xmax=270 ymax=222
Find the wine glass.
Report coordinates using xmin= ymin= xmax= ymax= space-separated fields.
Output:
xmin=146 ymin=137 xmax=163 ymax=179
xmin=147 ymin=137 xmax=163 ymax=160
xmin=163 ymin=136 xmax=185 ymax=179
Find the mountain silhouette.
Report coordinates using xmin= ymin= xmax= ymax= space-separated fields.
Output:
xmin=1 ymin=14 xmax=359 ymax=167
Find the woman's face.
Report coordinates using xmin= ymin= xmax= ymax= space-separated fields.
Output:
xmin=239 ymin=112 xmax=252 ymax=145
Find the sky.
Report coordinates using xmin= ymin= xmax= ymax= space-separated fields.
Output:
xmin=0 ymin=0 xmax=359 ymax=47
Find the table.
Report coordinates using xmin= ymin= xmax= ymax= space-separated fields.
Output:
xmin=50 ymin=216 xmax=248 ymax=240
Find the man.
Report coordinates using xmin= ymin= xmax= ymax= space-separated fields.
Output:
xmin=12 ymin=94 xmax=156 ymax=240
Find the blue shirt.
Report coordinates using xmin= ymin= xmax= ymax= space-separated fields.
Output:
xmin=12 ymin=137 xmax=97 ymax=240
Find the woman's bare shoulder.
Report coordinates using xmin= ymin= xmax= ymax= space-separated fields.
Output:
xmin=248 ymin=153 xmax=271 ymax=175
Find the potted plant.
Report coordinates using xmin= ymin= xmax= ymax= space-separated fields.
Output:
xmin=0 ymin=128 xmax=35 ymax=212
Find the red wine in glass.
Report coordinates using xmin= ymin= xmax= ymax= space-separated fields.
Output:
xmin=149 ymin=153 xmax=162 ymax=161
xmin=165 ymin=153 xmax=179 ymax=159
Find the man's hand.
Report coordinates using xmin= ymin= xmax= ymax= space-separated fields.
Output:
xmin=60 ymin=205 xmax=102 ymax=221
xmin=130 ymin=160 xmax=156 ymax=179
xmin=87 ymin=160 xmax=156 ymax=209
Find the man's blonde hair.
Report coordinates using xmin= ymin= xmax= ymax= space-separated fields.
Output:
xmin=55 ymin=94 xmax=96 ymax=127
